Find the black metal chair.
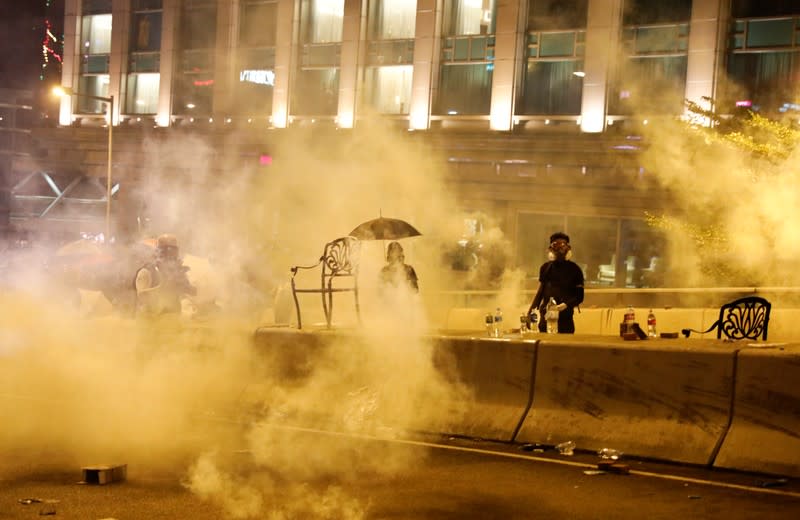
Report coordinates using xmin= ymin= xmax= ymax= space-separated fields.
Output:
xmin=681 ymin=296 xmax=771 ymax=341
xmin=290 ymin=236 xmax=360 ymax=329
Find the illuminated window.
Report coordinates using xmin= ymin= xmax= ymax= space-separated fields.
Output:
xmin=77 ymin=75 xmax=111 ymax=114
xmin=81 ymin=14 xmax=112 ymax=55
xmin=303 ymin=0 xmax=345 ymax=43
xmin=240 ymin=0 xmax=278 ymax=47
xmin=126 ymin=73 xmax=160 ymax=114
xmin=443 ymin=0 xmax=495 ymax=37
xmin=363 ymin=65 xmax=412 ymax=114
xmin=367 ymin=0 xmax=417 ymax=40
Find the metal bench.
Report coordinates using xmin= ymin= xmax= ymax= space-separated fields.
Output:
xmin=681 ymin=296 xmax=771 ymax=341
xmin=290 ymin=236 xmax=361 ymax=329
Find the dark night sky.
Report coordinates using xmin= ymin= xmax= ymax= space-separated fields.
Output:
xmin=0 ymin=0 xmax=64 ymax=95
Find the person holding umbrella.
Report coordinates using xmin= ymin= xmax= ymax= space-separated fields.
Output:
xmin=379 ymin=241 xmax=419 ymax=293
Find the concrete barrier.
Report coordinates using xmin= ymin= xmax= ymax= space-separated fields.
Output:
xmin=713 ymin=345 xmax=800 ymax=477
xmin=431 ymin=337 xmax=537 ymax=442
xmin=515 ymin=338 xmax=736 ymax=464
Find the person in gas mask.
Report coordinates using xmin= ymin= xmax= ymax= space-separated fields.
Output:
xmin=134 ymin=233 xmax=196 ymax=316
xmin=527 ymin=232 xmax=584 ymax=333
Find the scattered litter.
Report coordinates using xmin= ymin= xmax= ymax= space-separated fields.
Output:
xmin=597 ymin=448 xmax=622 ymax=460
xmin=688 ymin=495 xmax=702 ymax=500
xmin=39 ymin=506 xmax=57 ymax=516
xmin=757 ymin=478 xmax=788 ymax=488
xmin=597 ymin=461 xmax=630 ymax=474
xmin=583 ymin=470 xmax=606 ymax=476
xmin=520 ymin=443 xmax=552 ymax=452
xmin=19 ymin=498 xmax=43 ymax=505
xmin=81 ymin=464 xmax=127 ymax=485
xmin=556 ymin=441 xmax=576 ymax=456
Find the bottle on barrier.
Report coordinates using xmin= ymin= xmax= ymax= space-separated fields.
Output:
xmin=493 ymin=307 xmax=503 ymax=338
xmin=546 ymin=297 xmax=559 ymax=334
xmin=647 ymin=309 xmax=657 ymax=338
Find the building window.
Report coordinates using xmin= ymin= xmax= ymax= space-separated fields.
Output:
xmin=292 ymin=68 xmax=339 ymax=115
xmin=181 ymin=1 xmax=217 ymax=50
xmin=126 ymin=73 xmax=160 ymax=114
xmin=520 ymin=60 xmax=583 ymax=115
xmin=234 ymin=49 xmax=276 ymax=116
xmin=443 ymin=0 xmax=496 ymax=36
xmin=609 ymin=21 xmax=689 ymax=115
xmin=435 ymin=63 xmax=493 ymax=115
xmin=240 ymin=0 xmax=278 ymax=47
xmin=77 ymin=75 xmax=111 ymax=114
xmin=367 ymin=0 xmax=417 ymax=40
xmin=527 ymin=0 xmax=587 ymax=30
xmin=302 ymin=0 xmax=345 ymax=43
xmin=81 ymin=14 xmax=112 ymax=55
xmin=82 ymin=0 xmax=112 ymax=14
xmin=175 ymin=1 xmax=217 ymax=116
xmin=363 ymin=65 xmax=412 ymax=114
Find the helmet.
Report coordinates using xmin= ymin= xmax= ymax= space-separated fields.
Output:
xmin=156 ymin=234 xmax=179 ymax=258
xmin=157 ymin=234 xmax=178 ymax=249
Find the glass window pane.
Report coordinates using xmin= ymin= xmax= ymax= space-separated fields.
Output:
xmin=434 ymin=63 xmax=492 ymax=115
xmin=725 ymin=51 xmax=800 ymax=113
xmin=131 ymin=12 xmax=162 ymax=51
xmin=82 ymin=14 xmax=113 ymax=54
xmin=240 ymin=1 xmax=277 ymax=47
xmin=173 ymin=74 xmax=214 ymax=115
xmin=622 ymin=0 xmax=691 ymax=25
xmin=77 ymin=75 xmax=111 ymax=113
xmin=619 ymin=219 xmax=666 ymax=288
xmin=126 ymin=73 xmax=160 ymax=114
xmin=539 ymin=32 xmax=575 ymax=57
xmin=444 ymin=0 xmax=496 ymax=36
xmin=519 ymin=60 xmax=583 ymax=115
xmin=610 ymin=56 xmax=687 ymax=114
xmin=181 ymin=5 xmax=217 ymax=49
xmin=82 ymin=0 xmax=112 ymax=14
xmin=516 ymin=213 xmax=566 ymax=280
xmin=528 ymin=0 xmax=587 ymax=30
xmin=368 ymin=0 xmax=417 ymax=40
xmin=634 ymin=25 xmax=681 ymax=53
xmin=304 ymin=0 xmax=345 ymax=43
xmin=567 ymin=216 xmax=618 ymax=287
xmin=363 ymin=65 xmax=412 ymax=114
xmin=291 ymin=68 xmax=339 ymax=115
xmin=746 ymin=19 xmax=794 ymax=48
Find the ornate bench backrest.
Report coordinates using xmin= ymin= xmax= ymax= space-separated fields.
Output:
xmin=717 ymin=296 xmax=771 ymax=341
xmin=321 ymin=236 xmax=360 ymax=279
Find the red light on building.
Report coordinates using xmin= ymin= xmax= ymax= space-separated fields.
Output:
xmin=259 ymin=154 xmax=272 ymax=166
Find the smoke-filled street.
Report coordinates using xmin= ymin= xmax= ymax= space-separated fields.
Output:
xmin=2 ymin=430 xmax=800 ymax=519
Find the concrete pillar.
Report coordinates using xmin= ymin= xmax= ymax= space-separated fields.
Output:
xmin=272 ymin=0 xmax=297 ymax=128
xmin=110 ymin=0 xmax=132 ymax=123
xmin=337 ymin=0 xmax=364 ymax=128
xmin=157 ymin=0 xmax=179 ymax=127
xmin=685 ymin=0 xmax=729 ymax=116
xmin=409 ymin=0 xmax=442 ymax=130
xmin=489 ymin=0 xmax=526 ymax=131
xmin=580 ymin=0 xmax=623 ymax=133
xmin=59 ymin=0 xmax=81 ymax=125
xmin=213 ymin=0 xmax=238 ymax=117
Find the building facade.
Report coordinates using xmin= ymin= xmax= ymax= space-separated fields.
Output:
xmin=46 ymin=0 xmax=800 ymax=288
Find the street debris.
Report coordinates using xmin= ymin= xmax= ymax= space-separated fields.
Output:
xmin=757 ymin=478 xmax=788 ymax=488
xmin=556 ymin=441 xmax=576 ymax=456
xmin=597 ymin=448 xmax=622 ymax=460
xmin=597 ymin=461 xmax=630 ymax=474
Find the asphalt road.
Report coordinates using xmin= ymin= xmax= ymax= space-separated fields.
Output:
xmin=2 ymin=428 xmax=799 ymax=520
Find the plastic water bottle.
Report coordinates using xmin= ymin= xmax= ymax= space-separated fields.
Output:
xmin=624 ymin=305 xmax=635 ymax=333
xmin=485 ymin=313 xmax=494 ymax=337
xmin=493 ymin=307 xmax=503 ymax=337
xmin=546 ymin=298 xmax=559 ymax=334
xmin=647 ymin=309 xmax=657 ymax=338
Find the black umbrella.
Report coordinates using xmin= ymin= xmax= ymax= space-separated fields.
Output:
xmin=349 ymin=216 xmax=422 ymax=241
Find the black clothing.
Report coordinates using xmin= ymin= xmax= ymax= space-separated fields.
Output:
xmin=528 ymin=259 xmax=584 ymax=333
xmin=379 ymin=262 xmax=419 ymax=292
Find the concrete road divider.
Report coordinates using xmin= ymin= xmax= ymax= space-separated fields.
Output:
xmin=515 ymin=338 xmax=736 ymax=465
xmin=713 ymin=344 xmax=800 ymax=477
xmin=431 ymin=337 xmax=537 ymax=442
